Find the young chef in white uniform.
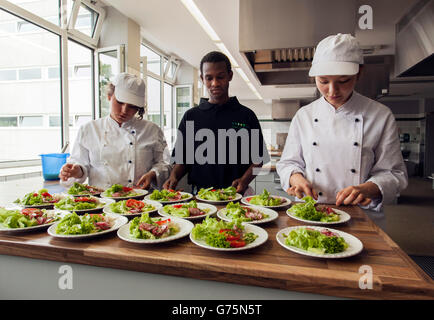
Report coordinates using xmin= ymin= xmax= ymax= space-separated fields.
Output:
xmin=59 ymin=72 xmax=171 ymax=189
xmin=276 ymin=33 xmax=408 ymax=211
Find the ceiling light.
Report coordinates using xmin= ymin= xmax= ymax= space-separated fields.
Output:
xmin=215 ymin=42 xmax=239 ymax=68
xmin=180 ymin=0 xmax=221 ymax=42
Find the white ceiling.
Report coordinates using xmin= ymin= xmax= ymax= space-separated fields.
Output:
xmin=101 ymin=0 xmax=433 ymax=102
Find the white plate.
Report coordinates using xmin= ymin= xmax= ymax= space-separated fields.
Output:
xmin=217 ymin=205 xmax=278 ymax=225
xmin=195 ymin=193 xmax=243 ymax=204
xmin=144 ymin=191 xmax=194 ymax=204
xmin=55 ymin=196 xmax=114 ymax=213
xmin=190 ymin=223 xmax=268 ymax=251
xmin=157 ymin=202 xmax=217 ymax=220
xmin=18 ymin=194 xmax=65 ymax=209
xmin=103 ymin=199 xmax=162 ymax=217
xmin=286 ymin=207 xmax=351 ymax=225
xmin=241 ymin=195 xmax=292 ymax=209
xmin=117 ymin=217 xmax=194 ymax=244
xmin=276 ymin=226 xmax=363 ymax=259
xmin=0 ymin=209 xmax=67 ymax=233
xmin=100 ymin=188 xmax=148 ymax=201
xmin=47 ymin=213 xmax=128 ymax=239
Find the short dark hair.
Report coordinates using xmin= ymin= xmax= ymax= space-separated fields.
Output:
xmin=200 ymin=51 xmax=232 ymax=75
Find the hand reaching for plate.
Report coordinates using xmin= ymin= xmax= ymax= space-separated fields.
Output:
xmin=59 ymin=163 xmax=83 ymax=181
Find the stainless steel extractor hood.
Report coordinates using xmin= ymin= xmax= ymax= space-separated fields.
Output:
xmin=395 ymin=0 xmax=434 ymax=77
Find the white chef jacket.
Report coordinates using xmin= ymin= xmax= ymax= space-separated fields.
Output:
xmin=276 ymin=91 xmax=408 ymax=211
xmin=64 ymin=115 xmax=171 ymax=189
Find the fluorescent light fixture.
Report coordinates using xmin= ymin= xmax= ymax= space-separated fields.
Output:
xmin=180 ymin=0 xmax=221 ymax=42
xmin=215 ymin=42 xmax=239 ymax=68
xmin=235 ymin=67 xmax=249 ymax=82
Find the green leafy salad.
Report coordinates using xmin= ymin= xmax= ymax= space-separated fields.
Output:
xmin=197 ymin=186 xmax=237 ymax=201
xmin=283 ymin=227 xmax=349 ymax=254
xmin=0 ymin=207 xmax=61 ymax=229
xmin=102 ymin=184 xmax=140 ymax=198
xmin=288 ymin=196 xmax=341 ymax=222
xmin=224 ymin=202 xmax=269 ymax=222
xmin=246 ymin=189 xmax=284 ymax=206
xmin=149 ymin=189 xmax=189 ymax=202
xmin=54 ymin=196 xmax=103 ymax=211
xmin=129 ymin=213 xmax=180 ymax=239
xmin=162 ymin=200 xmax=209 ymax=218
xmin=67 ymin=182 xmax=104 ymax=196
xmin=55 ymin=212 xmax=113 ymax=235
xmin=14 ymin=189 xmax=61 ymax=206
xmin=110 ymin=199 xmax=155 ymax=214
xmin=191 ymin=216 xmax=258 ymax=248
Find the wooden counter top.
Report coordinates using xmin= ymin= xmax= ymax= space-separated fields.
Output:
xmin=0 ymin=199 xmax=433 ymax=300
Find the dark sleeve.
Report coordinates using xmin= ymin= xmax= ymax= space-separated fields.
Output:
xmin=171 ymin=113 xmax=187 ymax=164
xmin=249 ymin=111 xmax=270 ymax=165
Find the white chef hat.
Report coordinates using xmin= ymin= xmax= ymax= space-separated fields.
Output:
xmin=309 ymin=33 xmax=363 ymax=77
xmin=112 ymin=73 xmax=146 ymax=108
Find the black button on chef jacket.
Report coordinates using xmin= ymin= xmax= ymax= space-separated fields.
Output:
xmin=171 ymin=97 xmax=270 ymax=190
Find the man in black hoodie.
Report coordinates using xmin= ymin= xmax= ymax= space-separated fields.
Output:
xmin=163 ymin=51 xmax=270 ymax=194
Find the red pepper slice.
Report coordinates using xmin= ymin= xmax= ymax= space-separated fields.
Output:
xmin=155 ymin=219 xmax=170 ymax=225
xmin=219 ymin=229 xmax=241 ymax=241
xmin=229 ymin=240 xmax=246 ymax=248
xmin=122 ymin=186 xmax=133 ymax=192
xmin=125 ymin=199 xmax=144 ymax=209
xmin=172 ymin=204 xmax=183 ymax=209
xmin=41 ymin=192 xmax=52 ymax=197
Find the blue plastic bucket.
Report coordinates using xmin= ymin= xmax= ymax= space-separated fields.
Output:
xmin=40 ymin=153 xmax=70 ymax=181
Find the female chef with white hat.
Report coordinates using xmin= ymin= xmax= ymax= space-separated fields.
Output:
xmin=276 ymin=33 xmax=408 ymax=211
xmin=59 ymin=72 xmax=171 ymax=190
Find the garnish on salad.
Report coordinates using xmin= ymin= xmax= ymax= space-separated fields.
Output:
xmin=54 ymin=196 xmax=104 ymax=211
xmin=191 ymin=216 xmax=258 ymax=248
xmin=129 ymin=213 xmax=180 ymax=239
xmin=14 ymin=189 xmax=61 ymax=206
xmin=110 ymin=199 xmax=155 ymax=214
xmin=67 ymin=182 xmax=104 ymax=196
xmin=197 ymin=186 xmax=237 ymax=201
xmin=102 ymin=184 xmax=140 ymax=198
xmin=224 ymin=202 xmax=269 ymax=222
xmin=162 ymin=200 xmax=209 ymax=218
xmin=55 ymin=212 xmax=113 ymax=235
xmin=245 ymin=189 xmax=284 ymax=206
xmin=149 ymin=189 xmax=189 ymax=202
xmin=283 ymin=227 xmax=349 ymax=254
xmin=0 ymin=207 xmax=61 ymax=228
xmin=288 ymin=196 xmax=341 ymax=222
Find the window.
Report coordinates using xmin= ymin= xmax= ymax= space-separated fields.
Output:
xmin=18 ymin=68 xmax=42 ymax=80
xmin=19 ymin=115 xmax=43 ymax=127
xmin=0 ymin=69 xmax=17 ymax=81
xmin=147 ymin=76 xmax=161 ymax=126
xmin=0 ymin=116 xmax=18 ymax=127
xmin=68 ymin=0 xmax=105 ymax=46
xmin=6 ymin=0 xmax=60 ymax=26
xmin=49 ymin=115 xmax=73 ymax=127
xmin=47 ymin=66 xmax=60 ymax=79
xmin=141 ymin=45 xmax=161 ymax=76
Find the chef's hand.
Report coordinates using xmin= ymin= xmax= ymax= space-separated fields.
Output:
xmin=335 ymin=182 xmax=380 ymax=206
xmin=136 ymin=171 xmax=156 ymax=190
xmin=231 ymin=178 xmax=249 ymax=194
xmin=287 ymin=173 xmax=318 ymax=200
xmin=59 ymin=163 xmax=83 ymax=181
xmin=163 ymin=176 xmax=178 ymax=190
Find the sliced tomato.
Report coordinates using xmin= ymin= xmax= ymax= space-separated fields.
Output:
xmin=74 ymin=197 xmax=95 ymax=203
xmin=41 ymin=192 xmax=51 ymax=197
xmin=246 ymin=197 xmax=252 ymax=202
xmin=155 ymin=219 xmax=170 ymax=225
xmin=21 ymin=208 xmax=43 ymax=218
xmin=122 ymin=186 xmax=133 ymax=192
xmin=326 ymin=207 xmax=334 ymax=214
xmin=219 ymin=229 xmax=241 ymax=241
xmin=125 ymin=199 xmax=144 ymax=209
xmin=229 ymin=240 xmax=246 ymax=248
xmin=172 ymin=204 xmax=183 ymax=209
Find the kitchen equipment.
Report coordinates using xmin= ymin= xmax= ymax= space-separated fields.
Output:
xmin=40 ymin=153 xmax=70 ymax=181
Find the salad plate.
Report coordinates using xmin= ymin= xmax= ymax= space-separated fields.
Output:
xmin=145 ymin=190 xmax=193 ymax=204
xmin=217 ymin=203 xmax=278 ymax=225
xmin=117 ymin=216 xmax=194 ymax=244
xmin=196 ymin=187 xmax=242 ymax=204
xmin=276 ymin=226 xmax=363 ymax=259
xmin=100 ymin=185 xmax=148 ymax=201
xmin=190 ymin=217 xmax=268 ymax=252
xmin=158 ymin=201 xmax=217 ymax=220
xmin=54 ymin=196 xmax=114 ymax=213
xmin=286 ymin=196 xmax=351 ymax=225
xmin=240 ymin=189 xmax=291 ymax=209
xmin=0 ymin=207 xmax=66 ymax=233
xmin=66 ymin=182 xmax=104 ymax=197
xmin=103 ymin=199 xmax=162 ymax=217
xmin=47 ymin=212 xmax=128 ymax=239
xmin=14 ymin=189 xmax=64 ymax=209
